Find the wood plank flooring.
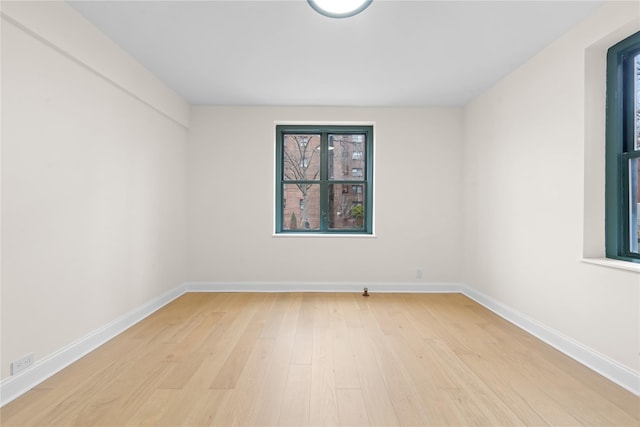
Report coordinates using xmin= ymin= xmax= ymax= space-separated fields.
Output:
xmin=1 ymin=292 xmax=638 ymax=426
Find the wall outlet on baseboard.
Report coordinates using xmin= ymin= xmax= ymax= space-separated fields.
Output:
xmin=416 ymin=268 xmax=424 ymax=279
xmin=12 ymin=353 xmax=34 ymax=375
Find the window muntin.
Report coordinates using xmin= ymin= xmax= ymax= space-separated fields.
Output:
xmin=635 ymin=53 xmax=640 ymax=150
xmin=605 ymin=32 xmax=640 ymax=260
xmin=628 ymin=156 xmax=640 ymax=252
xmin=276 ymin=125 xmax=373 ymax=234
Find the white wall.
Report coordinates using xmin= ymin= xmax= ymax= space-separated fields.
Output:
xmin=2 ymin=0 xmax=638 ymax=399
xmin=463 ymin=1 xmax=640 ymax=374
xmin=1 ymin=2 xmax=189 ymax=380
xmin=187 ymin=106 xmax=463 ymax=284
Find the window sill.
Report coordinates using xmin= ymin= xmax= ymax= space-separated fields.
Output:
xmin=272 ymin=233 xmax=377 ymax=238
xmin=581 ymin=257 xmax=640 ymax=273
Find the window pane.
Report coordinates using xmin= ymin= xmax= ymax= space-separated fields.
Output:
xmin=629 ymin=158 xmax=640 ymax=253
xmin=283 ymin=134 xmax=321 ymax=181
xmin=328 ymin=184 xmax=365 ymax=230
xmin=635 ymin=54 xmax=640 ymax=150
xmin=328 ymin=134 xmax=366 ymax=181
xmin=282 ymin=184 xmax=320 ymax=230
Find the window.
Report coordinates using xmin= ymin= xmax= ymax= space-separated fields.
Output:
xmin=276 ymin=125 xmax=373 ymax=234
xmin=606 ymin=31 xmax=640 ymax=261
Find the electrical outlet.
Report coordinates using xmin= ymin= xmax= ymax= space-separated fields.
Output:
xmin=416 ymin=268 xmax=423 ymax=279
xmin=12 ymin=353 xmax=34 ymax=375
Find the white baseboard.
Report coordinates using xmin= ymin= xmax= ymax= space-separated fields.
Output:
xmin=0 ymin=284 xmax=186 ymax=407
xmin=2 ymin=281 xmax=638 ymax=407
xmin=461 ymin=286 xmax=640 ymax=396
xmin=184 ymin=281 xmax=463 ymax=293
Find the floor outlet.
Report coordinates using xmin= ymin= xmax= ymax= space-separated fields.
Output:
xmin=12 ymin=353 xmax=34 ymax=375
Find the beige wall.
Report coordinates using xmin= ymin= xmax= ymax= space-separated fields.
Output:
xmin=462 ymin=1 xmax=640 ymax=372
xmin=1 ymin=2 xmax=189 ymax=380
xmin=187 ymin=106 xmax=464 ymax=284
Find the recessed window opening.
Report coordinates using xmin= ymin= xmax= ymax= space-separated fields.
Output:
xmin=275 ymin=125 xmax=373 ymax=234
xmin=605 ymin=31 xmax=640 ymax=261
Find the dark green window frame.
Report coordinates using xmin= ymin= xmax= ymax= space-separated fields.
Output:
xmin=605 ymin=31 xmax=640 ymax=261
xmin=275 ymin=125 xmax=373 ymax=234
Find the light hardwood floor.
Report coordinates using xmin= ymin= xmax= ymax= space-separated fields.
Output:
xmin=1 ymin=292 xmax=638 ymax=426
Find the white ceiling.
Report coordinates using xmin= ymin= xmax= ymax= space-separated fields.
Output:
xmin=67 ymin=0 xmax=604 ymax=107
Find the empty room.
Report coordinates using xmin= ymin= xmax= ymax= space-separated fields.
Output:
xmin=1 ymin=0 xmax=639 ymax=425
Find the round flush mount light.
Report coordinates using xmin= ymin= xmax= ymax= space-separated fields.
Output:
xmin=307 ymin=0 xmax=372 ymax=18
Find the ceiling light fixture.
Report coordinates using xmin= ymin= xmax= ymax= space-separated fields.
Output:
xmin=307 ymin=0 xmax=372 ymax=18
